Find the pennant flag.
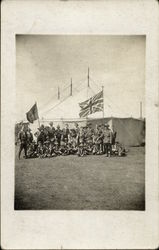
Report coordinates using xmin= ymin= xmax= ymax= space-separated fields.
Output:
xmin=79 ymin=90 xmax=103 ymax=118
xmin=26 ymin=103 xmax=39 ymax=123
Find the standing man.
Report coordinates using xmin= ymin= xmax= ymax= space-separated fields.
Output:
xmin=111 ymin=125 xmax=117 ymax=146
xmin=55 ymin=124 xmax=62 ymax=147
xmin=37 ymin=125 xmax=46 ymax=146
xmin=27 ymin=128 xmax=33 ymax=144
xmin=74 ymin=122 xmax=80 ymax=146
xmin=18 ymin=125 xmax=28 ymax=159
xmin=74 ymin=122 xmax=80 ymax=135
xmin=48 ymin=121 xmax=55 ymax=140
xmin=103 ymin=124 xmax=112 ymax=157
xmin=65 ymin=123 xmax=70 ymax=137
xmin=61 ymin=128 xmax=69 ymax=143
xmin=85 ymin=123 xmax=93 ymax=152
xmin=96 ymin=124 xmax=104 ymax=154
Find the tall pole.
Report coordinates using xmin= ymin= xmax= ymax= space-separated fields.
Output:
xmin=70 ymin=78 xmax=72 ymax=96
xmin=140 ymin=101 xmax=142 ymax=119
xmin=86 ymin=68 xmax=90 ymax=121
xmin=35 ymin=101 xmax=40 ymax=127
xmin=88 ymin=67 xmax=90 ymax=88
xmin=102 ymin=86 xmax=104 ymax=120
xmin=87 ymin=67 xmax=90 ymax=99
xmin=58 ymin=86 xmax=60 ymax=100
xmin=38 ymin=118 xmax=40 ymax=128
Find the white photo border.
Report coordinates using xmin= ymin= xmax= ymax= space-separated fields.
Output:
xmin=1 ymin=0 xmax=159 ymax=249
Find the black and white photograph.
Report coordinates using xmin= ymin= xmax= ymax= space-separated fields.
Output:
xmin=1 ymin=0 xmax=159 ymax=249
xmin=15 ymin=35 xmax=145 ymax=210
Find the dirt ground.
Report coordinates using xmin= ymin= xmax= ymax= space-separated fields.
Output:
xmin=15 ymin=146 xmax=145 ymax=210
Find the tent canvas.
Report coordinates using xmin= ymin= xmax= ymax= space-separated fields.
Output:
xmin=85 ymin=117 xmax=145 ymax=146
xmin=110 ymin=117 xmax=145 ymax=146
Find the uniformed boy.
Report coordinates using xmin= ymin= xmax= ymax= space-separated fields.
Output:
xmin=18 ymin=126 xmax=28 ymax=159
xmin=92 ymin=131 xmax=98 ymax=155
xmin=27 ymin=141 xmax=38 ymax=158
xmin=48 ymin=121 xmax=56 ymax=141
xmin=55 ymin=124 xmax=62 ymax=147
xmin=96 ymin=124 xmax=104 ymax=154
xmin=26 ymin=128 xmax=33 ymax=145
xmin=37 ymin=125 xmax=46 ymax=146
xmin=103 ymin=124 xmax=112 ymax=157
xmin=77 ymin=127 xmax=85 ymax=156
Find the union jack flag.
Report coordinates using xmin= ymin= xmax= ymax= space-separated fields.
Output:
xmin=79 ymin=90 xmax=103 ymax=118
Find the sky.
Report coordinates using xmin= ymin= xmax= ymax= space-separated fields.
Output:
xmin=16 ymin=35 xmax=145 ymax=122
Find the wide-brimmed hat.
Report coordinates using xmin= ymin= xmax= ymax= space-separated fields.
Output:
xmin=38 ymin=124 xmax=44 ymax=131
xmin=45 ymin=126 xmax=50 ymax=131
xmin=104 ymin=123 xmax=109 ymax=127
xmin=40 ymin=124 xmax=45 ymax=129
xmin=87 ymin=123 xmax=92 ymax=126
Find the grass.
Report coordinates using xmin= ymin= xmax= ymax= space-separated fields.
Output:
xmin=15 ymin=146 xmax=145 ymax=210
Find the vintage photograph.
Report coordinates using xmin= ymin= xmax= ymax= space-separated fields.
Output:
xmin=15 ymin=35 xmax=145 ymax=210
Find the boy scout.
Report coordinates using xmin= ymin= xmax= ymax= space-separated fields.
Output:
xmin=96 ymin=124 xmax=104 ymax=154
xmin=103 ymin=124 xmax=112 ymax=157
xmin=18 ymin=126 xmax=28 ymax=159
xmin=55 ymin=125 xmax=62 ymax=147
xmin=48 ymin=121 xmax=55 ymax=140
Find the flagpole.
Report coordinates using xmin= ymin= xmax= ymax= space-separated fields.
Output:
xmin=88 ymin=67 xmax=90 ymax=88
xmin=35 ymin=101 xmax=40 ymax=128
xmin=102 ymin=86 xmax=104 ymax=122
xmin=86 ymin=68 xmax=90 ymax=123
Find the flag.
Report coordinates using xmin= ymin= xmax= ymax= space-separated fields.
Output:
xmin=26 ymin=103 xmax=39 ymax=123
xmin=79 ymin=90 xmax=103 ymax=118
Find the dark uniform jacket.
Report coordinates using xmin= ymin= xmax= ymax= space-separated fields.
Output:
xmin=103 ymin=129 xmax=112 ymax=144
xmin=48 ymin=126 xmax=55 ymax=140
xmin=18 ymin=131 xmax=28 ymax=144
xmin=37 ymin=131 xmax=46 ymax=144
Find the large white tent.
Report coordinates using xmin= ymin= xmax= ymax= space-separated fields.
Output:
xmin=16 ymin=71 xmax=145 ymax=146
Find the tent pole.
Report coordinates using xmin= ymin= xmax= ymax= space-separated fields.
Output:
xmin=70 ymin=78 xmax=73 ymax=96
xmin=58 ymin=86 xmax=60 ymax=100
xmin=140 ymin=101 xmax=142 ymax=119
xmin=88 ymin=67 xmax=90 ymax=88
xmin=38 ymin=118 xmax=40 ymax=128
xmin=87 ymin=68 xmax=90 ymax=99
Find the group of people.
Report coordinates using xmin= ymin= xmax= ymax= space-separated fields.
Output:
xmin=17 ymin=122 xmax=126 ymax=159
